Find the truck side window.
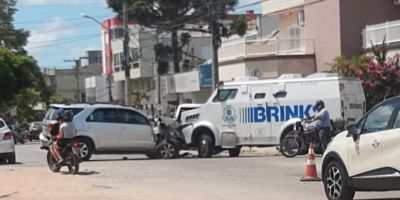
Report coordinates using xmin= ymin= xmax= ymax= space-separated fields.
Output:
xmin=213 ymin=89 xmax=238 ymax=102
xmin=254 ymin=93 xmax=266 ymax=99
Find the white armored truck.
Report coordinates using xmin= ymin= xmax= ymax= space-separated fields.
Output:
xmin=179 ymin=73 xmax=366 ymax=158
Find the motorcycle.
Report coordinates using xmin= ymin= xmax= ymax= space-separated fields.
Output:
xmin=146 ymin=116 xmax=186 ymax=159
xmin=40 ymin=133 xmax=81 ymax=174
xmin=280 ymin=118 xmax=323 ymax=158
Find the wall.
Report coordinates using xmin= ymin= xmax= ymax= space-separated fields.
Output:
xmin=339 ymin=0 xmax=400 ymax=57
xmin=245 ymin=59 xmax=279 ymax=78
xmin=304 ymin=0 xmax=342 ymax=72
xmin=278 ymin=9 xmax=304 ymax=38
xmin=218 ymin=62 xmax=246 ymax=81
xmin=277 ymin=55 xmax=316 ymax=76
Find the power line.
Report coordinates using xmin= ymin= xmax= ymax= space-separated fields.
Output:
xmin=14 ymin=15 xmax=110 ymax=25
xmin=27 ymin=35 xmax=101 ymax=50
xmin=29 ymin=33 xmax=100 ymax=45
xmin=17 ymin=2 xmax=105 ymax=7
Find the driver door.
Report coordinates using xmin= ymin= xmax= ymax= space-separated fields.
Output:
xmin=346 ymin=102 xmax=397 ymax=177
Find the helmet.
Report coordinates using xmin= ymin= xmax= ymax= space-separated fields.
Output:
xmin=63 ymin=111 xmax=73 ymax=122
xmin=56 ymin=109 xmax=64 ymax=120
xmin=316 ymin=100 xmax=325 ymax=110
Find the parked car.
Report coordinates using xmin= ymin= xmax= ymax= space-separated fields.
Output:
xmin=28 ymin=122 xmax=44 ymax=141
xmin=0 ymin=118 xmax=16 ymax=164
xmin=41 ymin=104 xmax=180 ymax=161
xmin=322 ymin=96 xmax=400 ymax=200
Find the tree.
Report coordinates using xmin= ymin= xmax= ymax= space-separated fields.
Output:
xmin=107 ymin=0 xmax=247 ymax=88
xmin=0 ymin=0 xmax=29 ymax=53
xmin=330 ymin=41 xmax=400 ymax=110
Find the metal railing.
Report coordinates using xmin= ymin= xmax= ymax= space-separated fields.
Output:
xmin=363 ymin=20 xmax=400 ymax=48
xmin=218 ymin=38 xmax=315 ymax=62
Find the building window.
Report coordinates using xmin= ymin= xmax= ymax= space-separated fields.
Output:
xmin=129 ymin=48 xmax=139 ymax=63
xmin=288 ymin=26 xmax=301 ymax=49
xmin=112 ymin=28 xmax=124 ymax=40
xmin=298 ymin=11 xmax=305 ymax=27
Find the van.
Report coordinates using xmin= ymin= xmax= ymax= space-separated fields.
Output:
xmin=179 ymin=73 xmax=366 ymax=158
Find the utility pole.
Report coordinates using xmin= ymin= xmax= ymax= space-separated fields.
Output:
xmin=123 ymin=0 xmax=131 ymax=106
xmin=81 ymin=13 xmax=114 ymax=103
xmin=64 ymin=59 xmax=82 ymax=102
xmin=210 ymin=0 xmax=220 ymax=91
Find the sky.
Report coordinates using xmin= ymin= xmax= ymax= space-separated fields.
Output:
xmin=14 ymin=0 xmax=262 ymax=69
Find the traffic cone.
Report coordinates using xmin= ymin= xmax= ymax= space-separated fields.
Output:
xmin=300 ymin=143 xmax=321 ymax=182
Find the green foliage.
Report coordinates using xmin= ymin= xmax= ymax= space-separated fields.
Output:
xmin=231 ymin=15 xmax=247 ymax=37
xmin=49 ymin=95 xmax=71 ymax=104
xmin=0 ymin=0 xmax=30 ymax=53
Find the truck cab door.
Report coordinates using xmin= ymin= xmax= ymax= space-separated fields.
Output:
xmin=248 ymin=86 xmax=270 ymax=145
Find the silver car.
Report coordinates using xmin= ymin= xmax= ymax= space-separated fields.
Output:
xmin=0 ymin=118 xmax=16 ymax=164
xmin=42 ymin=104 xmax=179 ymax=161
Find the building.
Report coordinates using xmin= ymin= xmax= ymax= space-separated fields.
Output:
xmin=43 ymin=50 xmax=103 ymax=102
xmin=259 ymin=0 xmax=400 ymax=73
xmin=363 ymin=19 xmax=400 ymax=57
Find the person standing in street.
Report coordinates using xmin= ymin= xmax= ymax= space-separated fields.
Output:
xmin=312 ymin=100 xmax=331 ymax=153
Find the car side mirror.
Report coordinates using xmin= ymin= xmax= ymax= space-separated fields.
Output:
xmin=347 ymin=125 xmax=358 ymax=141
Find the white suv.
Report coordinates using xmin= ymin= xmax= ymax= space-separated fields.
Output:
xmin=43 ymin=104 xmax=178 ymax=161
xmin=0 ymin=118 xmax=15 ymax=164
xmin=322 ymin=97 xmax=400 ymax=200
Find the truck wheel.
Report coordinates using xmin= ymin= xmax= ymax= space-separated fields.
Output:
xmin=228 ymin=147 xmax=241 ymax=157
xmin=7 ymin=153 xmax=16 ymax=164
xmin=77 ymin=138 xmax=93 ymax=161
xmin=197 ymin=134 xmax=214 ymax=158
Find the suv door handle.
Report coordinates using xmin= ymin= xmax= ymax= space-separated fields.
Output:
xmin=372 ymin=140 xmax=380 ymax=148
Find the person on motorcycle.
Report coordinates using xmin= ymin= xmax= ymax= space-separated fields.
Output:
xmin=49 ymin=109 xmax=64 ymax=164
xmin=310 ymin=100 xmax=331 ymax=153
xmin=54 ymin=111 xmax=77 ymax=164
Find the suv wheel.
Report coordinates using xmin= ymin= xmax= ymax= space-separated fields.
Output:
xmin=159 ymin=140 xmax=179 ymax=159
xmin=228 ymin=147 xmax=241 ymax=157
xmin=7 ymin=153 xmax=16 ymax=164
xmin=197 ymin=134 xmax=214 ymax=158
xmin=77 ymin=138 xmax=93 ymax=161
xmin=323 ymin=161 xmax=355 ymax=200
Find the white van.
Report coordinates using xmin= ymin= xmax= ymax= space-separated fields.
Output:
xmin=179 ymin=73 xmax=366 ymax=158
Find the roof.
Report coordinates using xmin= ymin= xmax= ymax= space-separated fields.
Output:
xmin=50 ymin=103 xmax=128 ymax=109
xmin=262 ymin=0 xmax=305 ymax=15
xmin=223 ymin=76 xmax=358 ymax=87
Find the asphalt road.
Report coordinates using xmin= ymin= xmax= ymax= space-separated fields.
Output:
xmin=1 ymin=142 xmax=399 ymax=200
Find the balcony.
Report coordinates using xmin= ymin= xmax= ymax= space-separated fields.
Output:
xmin=218 ymin=38 xmax=315 ymax=62
xmin=363 ymin=20 xmax=400 ymax=49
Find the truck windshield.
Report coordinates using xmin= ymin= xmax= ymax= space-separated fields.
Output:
xmin=213 ymin=89 xmax=238 ymax=102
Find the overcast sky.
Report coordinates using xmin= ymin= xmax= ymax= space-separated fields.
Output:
xmin=14 ymin=0 xmax=262 ymax=69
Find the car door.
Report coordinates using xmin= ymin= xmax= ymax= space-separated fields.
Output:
xmin=346 ymin=102 xmax=397 ymax=177
xmin=249 ymin=85 xmax=270 ymax=145
xmin=85 ymin=108 xmax=121 ymax=150
xmin=381 ymin=104 xmax=400 ymax=176
xmin=118 ymin=109 xmax=154 ymax=151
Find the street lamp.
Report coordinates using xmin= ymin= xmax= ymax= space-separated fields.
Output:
xmin=81 ymin=13 xmax=114 ymax=103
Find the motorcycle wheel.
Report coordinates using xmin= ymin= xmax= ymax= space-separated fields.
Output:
xmin=47 ymin=152 xmax=61 ymax=173
xmin=67 ymin=155 xmax=80 ymax=175
xmin=280 ymin=136 xmax=301 ymax=158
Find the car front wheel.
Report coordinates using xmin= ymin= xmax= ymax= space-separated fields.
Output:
xmin=323 ymin=161 xmax=355 ymax=200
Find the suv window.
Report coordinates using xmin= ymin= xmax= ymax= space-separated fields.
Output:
xmin=362 ymin=103 xmax=396 ymax=134
xmin=119 ymin=109 xmax=149 ymax=125
xmin=392 ymin=109 xmax=400 ymax=129
xmin=0 ymin=120 xmax=4 ymax=128
xmin=45 ymin=107 xmax=84 ymax=120
xmin=86 ymin=108 xmax=120 ymax=123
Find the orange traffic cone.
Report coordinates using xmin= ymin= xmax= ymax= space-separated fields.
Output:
xmin=300 ymin=143 xmax=321 ymax=182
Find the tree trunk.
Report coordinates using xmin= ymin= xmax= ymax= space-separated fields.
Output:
xmin=171 ymin=30 xmax=180 ymax=73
